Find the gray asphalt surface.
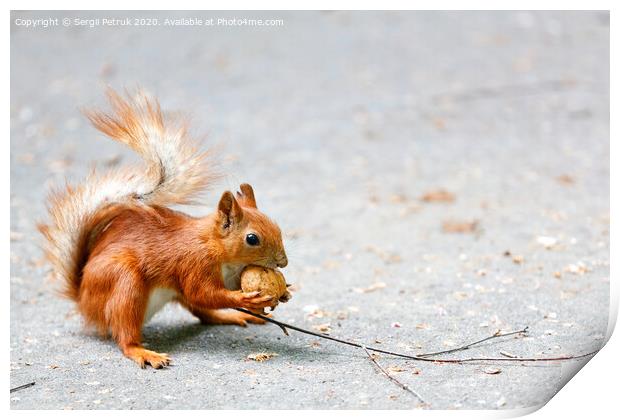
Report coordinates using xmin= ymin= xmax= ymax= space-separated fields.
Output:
xmin=10 ymin=11 xmax=610 ymax=410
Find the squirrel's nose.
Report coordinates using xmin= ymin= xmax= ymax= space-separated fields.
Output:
xmin=276 ymin=254 xmax=288 ymax=268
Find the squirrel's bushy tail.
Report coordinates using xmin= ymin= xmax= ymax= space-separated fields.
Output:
xmin=39 ymin=89 xmax=216 ymax=300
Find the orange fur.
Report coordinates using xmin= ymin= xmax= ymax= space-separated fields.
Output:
xmin=39 ymin=90 xmax=287 ymax=368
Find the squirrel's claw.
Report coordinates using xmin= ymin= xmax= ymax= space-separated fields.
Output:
xmin=236 ymin=291 xmax=274 ymax=311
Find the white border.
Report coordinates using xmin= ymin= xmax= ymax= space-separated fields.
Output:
xmin=5 ymin=1 xmax=616 ymax=419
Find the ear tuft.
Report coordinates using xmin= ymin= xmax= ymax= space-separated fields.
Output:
xmin=236 ymin=183 xmax=257 ymax=208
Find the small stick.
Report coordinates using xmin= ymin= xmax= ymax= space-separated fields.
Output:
xmin=235 ymin=308 xmax=598 ymax=364
xmin=10 ymin=382 xmax=35 ymax=393
xmin=235 ymin=309 xmax=289 ymax=335
xmin=361 ymin=345 xmax=426 ymax=406
xmin=274 ymin=322 xmax=289 ymax=336
xmin=416 ymin=327 xmax=529 ymax=358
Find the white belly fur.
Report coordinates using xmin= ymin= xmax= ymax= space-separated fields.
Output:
xmin=145 ymin=288 xmax=178 ymax=322
xmin=222 ymin=263 xmax=246 ymax=290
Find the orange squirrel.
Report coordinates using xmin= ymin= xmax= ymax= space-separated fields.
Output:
xmin=39 ymin=90 xmax=288 ymax=368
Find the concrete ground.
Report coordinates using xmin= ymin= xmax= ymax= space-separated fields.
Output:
xmin=10 ymin=11 xmax=609 ymax=409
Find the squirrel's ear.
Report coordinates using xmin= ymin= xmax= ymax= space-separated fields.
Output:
xmin=235 ymin=183 xmax=257 ymax=209
xmin=217 ymin=191 xmax=243 ymax=229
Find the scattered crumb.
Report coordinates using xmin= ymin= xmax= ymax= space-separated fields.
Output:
xmin=368 ymin=194 xmax=380 ymax=204
xmin=512 ymin=255 xmax=524 ymax=264
xmin=564 ymin=262 xmax=590 ymax=275
xmin=389 ymin=193 xmax=408 ymax=203
xmin=442 ymin=220 xmax=478 ymax=234
xmin=365 ymin=246 xmax=402 ymax=264
xmin=556 ymin=174 xmax=575 ymax=185
xmin=306 ymin=307 xmax=328 ymax=319
xmin=246 ymin=352 xmax=278 ymax=362
xmin=354 ymin=281 xmax=387 ymax=293
xmin=421 ymin=189 xmax=455 ymax=203
xmin=560 ymin=290 xmax=577 ymax=300
xmin=536 ymin=236 xmax=558 ymax=249
xmin=453 ymin=291 xmax=470 ymax=300
xmin=336 ymin=310 xmax=349 ymax=320
xmin=312 ymin=323 xmax=331 ymax=333
xmin=483 ymin=367 xmax=502 ymax=375
xmin=391 ymin=322 xmax=402 ymax=328
xmin=432 ymin=117 xmax=447 ymax=130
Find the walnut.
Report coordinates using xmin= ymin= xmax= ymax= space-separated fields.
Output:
xmin=240 ymin=265 xmax=292 ymax=313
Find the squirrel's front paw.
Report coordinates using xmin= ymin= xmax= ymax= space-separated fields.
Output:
xmin=234 ymin=291 xmax=274 ymax=311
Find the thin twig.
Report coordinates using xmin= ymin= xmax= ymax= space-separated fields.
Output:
xmin=431 ymin=80 xmax=593 ymax=103
xmin=10 ymin=382 xmax=35 ymax=393
xmin=278 ymin=324 xmax=290 ymax=336
xmin=235 ymin=308 xmax=598 ymax=364
xmin=416 ymin=327 xmax=529 ymax=358
xmin=269 ymin=316 xmax=290 ymax=336
xmin=361 ymin=345 xmax=426 ymax=406
xmin=240 ymin=310 xmax=289 ymax=335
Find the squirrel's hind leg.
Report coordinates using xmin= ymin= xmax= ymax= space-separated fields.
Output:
xmin=86 ymin=260 xmax=171 ymax=369
xmin=111 ymin=283 xmax=171 ymax=368
xmin=112 ymin=283 xmax=171 ymax=368
xmin=183 ymin=306 xmax=267 ymax=326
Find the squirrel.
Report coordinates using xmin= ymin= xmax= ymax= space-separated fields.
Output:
xmin=38 ymin=89 xmax=289 ymax=369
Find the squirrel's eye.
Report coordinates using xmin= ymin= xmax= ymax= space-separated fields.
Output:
xmin=245 ymin=233 xmax=260 ymax=246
